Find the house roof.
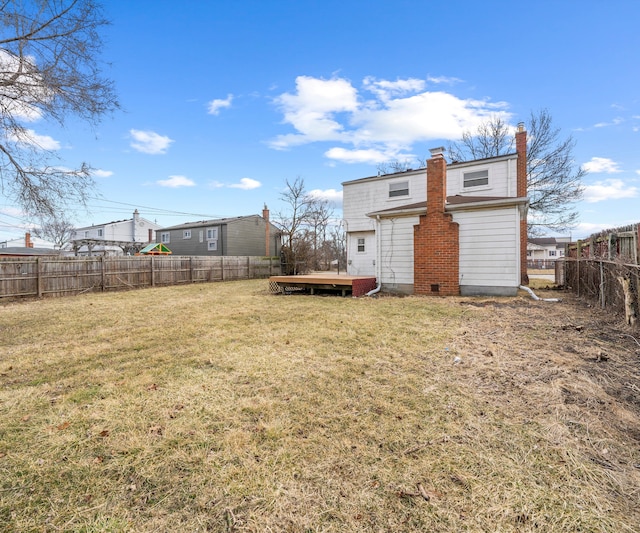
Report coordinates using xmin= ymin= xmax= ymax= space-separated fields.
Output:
xmin=0 ymin=247 xmax=60 ymax=256
xmin=366 ymin=195 xmax=528 ymax=217
xmin=342 ymin=152 xmax=519 ymax=186
xmin=159 ymin=214 xmax=279 ymax=231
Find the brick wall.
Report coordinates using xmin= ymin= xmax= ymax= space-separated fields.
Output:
xmin=413 ymin=150 xmax=460 ymax=296
xmin=516 ymin=124 xmax=529 ymax=285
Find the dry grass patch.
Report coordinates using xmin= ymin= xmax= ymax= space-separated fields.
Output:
xmin=1 ymin=280 xmax=639 ymax=531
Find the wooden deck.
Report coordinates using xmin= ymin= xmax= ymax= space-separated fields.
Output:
xmin=269 ymin=273 xmax=377 ymax=297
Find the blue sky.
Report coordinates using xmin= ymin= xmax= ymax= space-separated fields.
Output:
xmin=1 ymin=0 xmax=639 ymax=243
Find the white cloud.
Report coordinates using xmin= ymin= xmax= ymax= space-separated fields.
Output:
xmin=156 ymin=175 xmax=196 ymax=188
xmin=8 ymin=129 xmax=60 ymax=150
xmin=130 ymin=129 xmax=174 ymax=154
xmin=426 ymin=75 xmax=463 ymax=85
xmin=593 ymin=117 xmax=624 ymax=128
xmin=0 ymin=50 xmax=47 ymax=122
xmin=93 ymin=169 xmax=113 ymax=178
xmin=208 ymin=94 xmax=233 ymax=115
xmin=269 ymin=75 xmax=511 ymax=162
xmin=582 ymin=157 xmax=622 ymax=174
xmin=583 ymin=178 xmax=638 ymax=203
xmin=229 ymin=177 xmax=261 ymax=190
xmin=325 ymin=147 xmax=398 ymax=164
xmin=308 ymin=188 xmax=343 ymax=204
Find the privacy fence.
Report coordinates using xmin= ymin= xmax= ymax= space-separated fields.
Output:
xmin=558 ymin=223 xmax=639 ymax=327
xmin=0 ymin=255 xmax=281 ymax=300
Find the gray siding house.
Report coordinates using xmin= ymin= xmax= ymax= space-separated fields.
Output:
xmin=157 ymin=208 xmax=280 ymax=257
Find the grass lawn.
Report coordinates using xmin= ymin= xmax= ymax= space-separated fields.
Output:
xmin=1 ymin=280 xmax=639 ymax=532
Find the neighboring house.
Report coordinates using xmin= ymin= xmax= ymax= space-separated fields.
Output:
xmin=71 ymin=210 xmax=161 ymax=256
xmin=156 ymin=207 xmax=280 ymax=257
xmin=342 ymin=125 xmax=529 ymax=296
xmin=527 ymin=237 xmax=569 ymax=264
xmin=0 ymin=232 xmax=56 ymax=250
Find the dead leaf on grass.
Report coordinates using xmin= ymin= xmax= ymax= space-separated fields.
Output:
xmin=149 ymin=425 xmax=163 ymax=436
xmin=56 ymin=421 xmax=70 ymax=431
xmin=146 ymin=383 xmax=158 ymax=391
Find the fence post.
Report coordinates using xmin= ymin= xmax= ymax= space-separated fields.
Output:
xmin=101 ymin=256 xmax=106 ymax=292
xmin=36 ymin=257 xmax=43 ymax=298
xmin=247 ymin=256 xmax=251 ymax=279
xmin=599 ymin=260 xmax=605 ymax=308
xmin=221 ymin=257 xmax=225 ymax=281
xmin=151 ymin=256 xmax=155 ymax=286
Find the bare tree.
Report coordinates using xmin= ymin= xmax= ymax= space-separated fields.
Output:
xmin=376 ymin=157 xmax=426 ymax=176
xmin=0 ymin=0 xmax=119 ymax=217
xmin=448 ymin=110 xmax=585 ymax=234
xmin=275 ymin=177 xmax=335 ymax=274
xmin=32 ymin=214 xmax=75 ymax=248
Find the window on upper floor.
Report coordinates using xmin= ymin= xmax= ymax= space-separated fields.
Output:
xmin=357 ymin=237 xmax=365 ymax=253
xmin=206 ymin=227 xmax=218 ymax=240
xmin=548 ymin=250 xmax=557 ymax=257
xmin=97 ymin=229 xmax=103 ymax=237
xmin=463 ymin=169 xmax=489 ymax=188
xmin=160 ymin=232 xmax=170 ymax=244
xmin=389 ymin=181 xmax=409 ymax=198
xmin=199 ymin=230 xmax=204 ymax=243
xmin=183 ymin=230 xmax=191 ymax=239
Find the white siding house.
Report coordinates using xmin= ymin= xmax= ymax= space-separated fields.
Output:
xmin=342 ymin=126 xmax=529 ymax=296
xmin=71 ymin=210 xmax=161 ymax=256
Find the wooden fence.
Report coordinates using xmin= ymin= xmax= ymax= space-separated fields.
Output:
xmin=558 ymin=258 xmax=639 ymax=328
xmin=0 ymin=255 xmax=281 ymax=299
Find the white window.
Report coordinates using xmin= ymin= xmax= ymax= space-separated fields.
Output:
xmin=183 ymin=230 xmax=191 ymax=239
xmin=97 ymin=229 xmax=103 ymax=237
xmin=463 ymin=169 xmax=489 ymax=188
xmin=389 ymin=181 xmax=409 ymax=198
xmin=84 ymin=231 xmax=89 ymax=238
xmin=160 ymin=232 xmax=170 ymax=244
xmin=206 ymin=227 xmax=218 ymax=240
xmin=357 ymin=238 xmax=365 ymax=253
xmin=199 ymin=230 xmax=204 ymax=243
xmin=207 ymin=240 xmax=218 ymax=251
xmin=548 ymin=250 xmax=557 ymax=257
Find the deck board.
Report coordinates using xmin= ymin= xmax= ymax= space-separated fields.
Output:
xmin=269 ymin=274 xmax=377 ymax=297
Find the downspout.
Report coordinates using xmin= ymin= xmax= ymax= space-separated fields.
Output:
xmin=519 ymin=285 xmax=561 ymax=302
xmin=366 ymin=215 xmax=382 ymax=296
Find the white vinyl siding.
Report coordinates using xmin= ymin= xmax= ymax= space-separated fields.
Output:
xmin=378 ymin=216 xmax=418 ymax=288
xmin=454 ymin=207 xmax=520 ymax=289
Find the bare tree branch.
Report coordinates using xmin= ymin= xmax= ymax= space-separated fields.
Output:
xmin=0 ymin=0 xmax=119 ymax=217
xmin=447 ymin=110 xmax=585 ymax=234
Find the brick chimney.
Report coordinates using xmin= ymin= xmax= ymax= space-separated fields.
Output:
xmin=515 ymin=123 xmax=529 ymax=285
xmin=132 ymin=209 xmax=140 ymax=241
xmin=262 ymin=204 xmax=270 ymax=256
xmin=427 ymin=147 xmax=447 ymax=215
xmin=25 ymin=232 xmax=33 ymax=248
xmin=414 ymin=147 xmax=460 ymax=296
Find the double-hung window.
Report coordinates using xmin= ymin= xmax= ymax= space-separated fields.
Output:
xmin=357 ymin=237 xmax=365 ymax=253
xmin=463 ymin=169 xmax=489 ymax=188
xmin=206 ymin=227 xmax=218 ymax=251
xmin=183 ymin=230 xmax=191 ymax=239
xmin=160 ymin=232 xmax=170 ymax=244
xmin=389 ymin=181 xmax=409 ymax=198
